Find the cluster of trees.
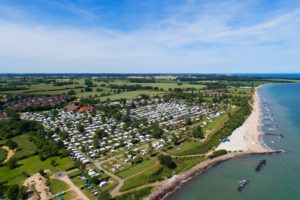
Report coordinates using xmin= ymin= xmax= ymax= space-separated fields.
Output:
xmin=158 ymin=155 xmax=176 ymax=169
xmin=128 ymin=78 xmax=156 ymax=83
xmin=0 ymin=114 xmax=42 ymax=139
xmin=5 ymin=184 xmax=27 ymax=200
xmin=53 ymin=81 xmax=75 ymax=86
xmin=109 ymin=84 xmax=163 ymax=91
xmin=163 ymin=92 xmax=204 ymax=103
xmin=192 ymin=125 xmax=204 ymax=138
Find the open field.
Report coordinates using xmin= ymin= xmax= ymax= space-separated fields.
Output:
xmin=98 ymin=90 xmax=165 ymax=101
xmin=11 ymin=134 xmax=37 ymax=159
xmin=116 ymin=158 xmax=157 ymax=178
xmin=49 ymin=178 xmax=70 ymax=193
xmin=120 ymin=164 xmax=162 ymax=192
xmin=0 ymin=155 xmax=74 ymax=185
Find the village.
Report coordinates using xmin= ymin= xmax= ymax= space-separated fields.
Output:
xmin=19 ymin=96 xmax=228 ymax=198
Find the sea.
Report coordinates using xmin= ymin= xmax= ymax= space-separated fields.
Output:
xmin=167 ymin=83 xmax=300 ymax=200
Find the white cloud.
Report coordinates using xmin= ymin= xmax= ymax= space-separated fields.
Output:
xmin=0 ymin=1 xmax=300 ymax=73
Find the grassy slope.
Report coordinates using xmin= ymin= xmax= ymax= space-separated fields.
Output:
xmin=116 ymin=158 xmax=156 ymax=179
xmin=167 ymin=113 xmax=229 ymax=156
xmin=11 ymin=134 xmax=37 ymax=159
xmin=0 ymin=155 xmax=74 ymax=185
xmin=120 ymin=164 xmax=161 ymax=192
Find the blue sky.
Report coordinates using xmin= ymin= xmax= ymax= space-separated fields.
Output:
xmin=0 ymin=0 xmax=300 ymax=73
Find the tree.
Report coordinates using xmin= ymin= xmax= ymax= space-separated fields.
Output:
xmin=6 ymin=185 xmax=19 ymax=200
xmin=68 ymin=90 xmax=76 ymax=95
xmin=17 ymin=185 xmax=28 ymax=200
xmin=7 ymin=185 xmax=27 ymax=200
xmin=185 ymin=117 xmax=192 ymax=125
xmin=134 ymin=156 xmax=143 ymax=164
xmin=5 ymin=140 xmax=18 ymax=150
xmin=50 ymin=159 xmax=57 ymax=167
xmin=192 ymin=125 xmax=204 ymax=139
xmin=39 ymin=169 xmax=45 ymax=176
xmin=158 ymin=155 xmax=176 ymax=169
xmin=77 ymin=124 xmax=85 ymax=133
xmin=7 ymin=157 xmax=18 ymax=169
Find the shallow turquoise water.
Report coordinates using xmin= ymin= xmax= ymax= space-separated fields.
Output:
xmin=168 ymin=84 xmax=300 ymax=200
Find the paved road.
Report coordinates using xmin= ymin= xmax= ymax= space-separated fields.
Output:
xmin=93 ymin=155 xmax=124 ymax=197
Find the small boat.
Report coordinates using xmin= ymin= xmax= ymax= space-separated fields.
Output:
xmin=255 ymin=159 xmax=266 ymax=172
xmin=237 ymin=179 xmax=249 ymax=191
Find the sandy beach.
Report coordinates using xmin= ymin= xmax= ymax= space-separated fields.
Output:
xmin=216 ymin=87 xmax=271 ymax=153
xmin=146 ymin=87 xmax=276 ymax=200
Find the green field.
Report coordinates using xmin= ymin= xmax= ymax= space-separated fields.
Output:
xmin=11 ymin=134 xmax=37 ymax=159
xmin=98 ymin=90 xmax=165 ymax=101
xmin=167 ymin=113 xmax=229 ymax=156
xmin=0 ymin=155 xmax=74 ymax=185
xmin=115 ymin=186 xmax=153 ymax=200
xmin=173 ymin=156 xmax=205 ymax=174
xmin=116 ymin=158 xmax=157 ymax=178
xmin=120 ymin=164 xmax=161 ymax=192
xmin=49 ymin=178 xmax=70 ymax=193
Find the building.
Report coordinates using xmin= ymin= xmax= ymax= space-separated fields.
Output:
xmin=79 ymin=105 xmax=96 ymax=112
xmin=64 ymin=104 xmax=80 ymax=111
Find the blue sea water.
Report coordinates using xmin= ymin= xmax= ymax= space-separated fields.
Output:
xmin=168 ymin=83 xmax=300 ymax=200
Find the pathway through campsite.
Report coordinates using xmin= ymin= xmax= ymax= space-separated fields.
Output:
xmin=94 ymin=156 xmax=124 ymax=197
xmin=53 ymin=172 xmax=89 ymax=200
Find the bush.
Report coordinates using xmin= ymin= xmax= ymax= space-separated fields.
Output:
xmin=7 ymin=157 xmax=18 ymax=169
xmin=5 ymin=140 xmax=18 ymax=150
xmin=208 ymin=150 xmax=228 ymax=159
xmin=158 ymin=155 xmax=176 ymax=169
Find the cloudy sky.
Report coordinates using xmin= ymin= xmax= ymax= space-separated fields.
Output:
xmin=0 ymin=0 xmax=300 ymax=73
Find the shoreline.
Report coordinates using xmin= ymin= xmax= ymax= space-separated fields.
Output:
xmin=146 ymin=86 xmax=277 ymax=200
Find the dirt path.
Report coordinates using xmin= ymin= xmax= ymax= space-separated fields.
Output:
xmin=2 ymin=146 xmax=14 ymax=163
xmin=53 ymin=172 xmax=89 ymax=200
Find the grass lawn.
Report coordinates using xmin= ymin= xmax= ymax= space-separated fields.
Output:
xmin=49 ymin=178 xmax=70 ymax=193
xmin=0 ymin=147 xmax=8 ymax=162
xmin=204 ymin=113 xmax=229 ymax=134
xmin=167 ymin=113 xmax=229 ymax=156
xmin=98 ymin=90 xmax=165 ymax=101
xmin=173 ymin=156 xmax=205 ymax=174
xmin=11 ymin=134 xmax=37 ymax=159
xmin=116 ymin=158 xmax=157 ymax=179
xmin=49 ymin=178 xmax=77 ymax=200
xmin=0 ymin=155 xmax=74 ymax=185
xmin=63 ymin=190 xmax=78 ymax=200
xmin=115 ymin=187 xmax=153 ymax=200
xmin=167 ymin=140 xmax=202 ymax=156
xmin=120 ymin=164 xmax=161 ymax=192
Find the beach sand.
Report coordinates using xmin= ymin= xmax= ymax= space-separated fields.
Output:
xmin=216 ymin=87 xmax=271 ymax=153
xmin=146 ymin=87 xmax=276 ymax=200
